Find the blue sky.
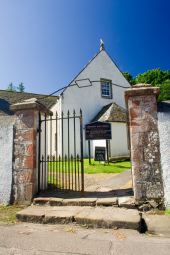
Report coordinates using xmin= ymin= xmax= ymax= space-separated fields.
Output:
xmin=0 ymin=0 xmax=169 ymax=94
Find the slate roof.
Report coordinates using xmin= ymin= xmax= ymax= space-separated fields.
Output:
xmin=0 ymin=90 xmax=58 ymax=115
xmin=91 ymin=103 xmax=127 ymax=123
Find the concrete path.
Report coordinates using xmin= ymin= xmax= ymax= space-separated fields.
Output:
xmin=85 ymin=170 xmax=132 ymax=192
xmin=0 ymin=223 xmax=169 ymax=255
xmin=38 ymin=170 xmax=133 ymax=200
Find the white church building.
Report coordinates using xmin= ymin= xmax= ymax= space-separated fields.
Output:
xmin=49 ymin=42 xmax=131 ymax=159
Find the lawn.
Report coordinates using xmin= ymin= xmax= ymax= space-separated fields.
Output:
xmin=48 ymin=159 xmax=131 ymax=175
xmin=165 ymin=209 xmax=170 ymax=216
xmin=84 ymin=159 xmax=131 ymax=174
xmin=0 ymin=205 xmax=24 ymax=224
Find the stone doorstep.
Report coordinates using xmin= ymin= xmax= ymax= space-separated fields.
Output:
xmin=16 ymin=206 xmax=141 ymax=230
xmin=33 ymin=197 xmax=63 ymax=206
xmin=33 ymin=196 xmax=136 ymax=209
xmin=62 ymin=198 xmax=97 ymax=206
xmin=96 ymin=197 xmax=118 ymax=206
xmin=49 ymin=197 xmax=64 ymax=206
xmin=16 ymin=207 xmax=45 ymax=223
xmin=33 ymin=197 xmax=51 ymax=205
xmin=33 ymin=197 xmax=120 ymax=207
xmin=143 ymin=214 xmax=170 ymax=236
xmin=44 ymin=206 xmax=84 ymax=224
xmin=75 ymin=207 xmax=140 ymax=230
xmin=118 ymin=196 xmax=136 ymax=209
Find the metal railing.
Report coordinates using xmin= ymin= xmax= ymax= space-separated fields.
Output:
xmin=38 ymin=109 xmax=84 ymax=192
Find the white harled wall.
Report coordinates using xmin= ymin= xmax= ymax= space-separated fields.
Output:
xmin=0 ymin=121 xmax=13 ymax=204
xmin=50 ymin=50 xmax=130 ymax=157
xmin=110 ymin=122 xmax=129 ymax=157
xmin=158 ymin=109 xmax=170 ymax=208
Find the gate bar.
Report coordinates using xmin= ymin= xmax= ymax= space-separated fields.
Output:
xmin=80 ymin=109 xmax=84 ymax=192
xmin=38 ymin=111 xmax=41 ymax=193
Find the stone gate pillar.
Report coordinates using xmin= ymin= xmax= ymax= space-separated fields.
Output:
xmin=10 ymin=98 xmax=50 ymax=204
xmin=125 ymin=84 xmax=164 ymax=207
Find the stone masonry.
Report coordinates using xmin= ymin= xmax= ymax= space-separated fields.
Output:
xmin=12 ymin=110 xmax=37 ymax=204
xmin=125 ymin=85 xmax=164 ymax=206
xmin=10 ymin=98 xmax=50 ymax=204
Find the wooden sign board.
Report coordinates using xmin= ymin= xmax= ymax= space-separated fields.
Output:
xmin=95 ymin=146 xmax=106 ymax=161
xmin=85 ymin=122 xmax=112 ymax=140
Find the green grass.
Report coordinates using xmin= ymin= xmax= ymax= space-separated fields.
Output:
xmin=84 ymin=159 xmax=131 ymax=174
xmin=48 ymin=159 xmax=131 ymax=175
xmin=0 ymin=205 xmax=24 ymax=224
xmin=165 ymin=209 xmax=170 ymax=216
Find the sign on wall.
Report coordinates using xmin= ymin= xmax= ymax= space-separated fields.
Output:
xmin=95 ymin=146 xmax=106 ymax=161
xmin=85 ymin=121 xmax=112 ymax=140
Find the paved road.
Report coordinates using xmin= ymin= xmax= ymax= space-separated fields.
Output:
xmin=0 ymin=223 xmax=169 ymax=255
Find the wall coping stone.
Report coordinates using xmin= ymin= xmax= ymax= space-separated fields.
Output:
xmin=125 ymin=85 xmax=160 ymax=102
xmin=10 ymin=98 xmax=52 ymax=115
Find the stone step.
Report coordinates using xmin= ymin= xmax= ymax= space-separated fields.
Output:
xmin=143 ymin=214 xmax=170 ymax=236
xmin=33 ymin=196 xmax=136 ymax=209
xmin=16 ymin=205 xmax=141 ymax=230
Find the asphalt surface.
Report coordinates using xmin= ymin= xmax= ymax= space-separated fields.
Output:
xmin=0 ymin=223 xmax=170 ymax=255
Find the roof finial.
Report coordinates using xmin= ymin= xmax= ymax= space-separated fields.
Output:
xmin=100 ymin=38 xmax=105 ymax=51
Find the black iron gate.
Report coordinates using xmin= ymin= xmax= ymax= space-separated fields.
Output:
xmin=38 ymin=109 xmax=84 ymax=193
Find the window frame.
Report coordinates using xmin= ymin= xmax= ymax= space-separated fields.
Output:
xmin=100 ymin=79 xmax=112 ymax=99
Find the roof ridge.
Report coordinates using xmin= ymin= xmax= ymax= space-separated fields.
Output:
xmin=91 ymin=102 xmax=127 ymax=123
xmin=61 ymin=47 xmax=131 ymax=95
xmin=0 ymin=89 xmax=58 ymax=98
xmin=61 ymin=49 xmax=105 ymax=95
xmin=111 ymin=102 xmax=126 ymax=111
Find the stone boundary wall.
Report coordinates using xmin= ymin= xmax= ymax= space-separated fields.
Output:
xmin=12 ymin=110 xmax=38 ymax=204
xmin=125 ymin=85 xmax=164 ymax=207
xmin=10 ymin=98 xmax=50 ymax=204
xmin=0 ymin=92 xmax=168 ymax=207
xmin=158 ymin=102 xmax=170 ymax=208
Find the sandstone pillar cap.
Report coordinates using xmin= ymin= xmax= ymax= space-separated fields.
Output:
xmin=125 ymin=84 xmax=160 ymax=102
xmin=10 ymin=98 xmax=52 ymax=115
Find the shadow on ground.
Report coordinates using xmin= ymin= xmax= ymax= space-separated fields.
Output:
xmin=37 ymin=188 xmax=133 ymax=199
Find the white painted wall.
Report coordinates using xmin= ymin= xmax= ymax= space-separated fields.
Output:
xmin=50 ymin=50 xmax=130 ymax=157
xmin=158 ymin=110 xmax=170 ymax=208
xmin=62 ymin=50 xmax=130 ymax=120
xmin=110 ymin=122 xmax=129 ymax=157
xmin=91 ymin=123 xmax=129 ymax=158
xmin=92 ymin=139 xmax=106 ymax=159
xmin=0 ymin=123 xmax=13 ymax=204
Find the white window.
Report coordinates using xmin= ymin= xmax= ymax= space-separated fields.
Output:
xmin=101 ymin=80 xmax=112 ymax=98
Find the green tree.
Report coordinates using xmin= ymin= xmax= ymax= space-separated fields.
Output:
xmin=122 ymin=72 xmax=134 ymax=84
xmin=7 ymin=83 xmax=16 ymax=92
xmin=134 ymin=68 xmax=170 ymax=101
xmin=17 ymin=82 xmax=25 ymax=92
xmin=134 ymin=68 xmax=170 ymax=85
xmin=158 ymin=80 xmax=170 ymax=102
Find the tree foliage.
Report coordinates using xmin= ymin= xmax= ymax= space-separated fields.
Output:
xmin=123 ymin=68 xmax=170 ymax=101
xmin=135 ymin=68 xmax=170 ymax=85
xmin=158 ymin=79 xmax=170 ymax=102
xmin=123 ymin=72 xmax=134 ymax=84
xmin=17 ymin=82 xmax=25 ymax=92
xmin=7 ymin=83 xmax=16 ymax=92
xmin=6 ymin=82 xmax=25 ymax=92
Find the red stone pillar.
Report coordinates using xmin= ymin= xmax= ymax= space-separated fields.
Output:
xmin=10 ymin=99 xmax=50 ymax=204
xmin=125 ymin=85 xmax=164 ymax=206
